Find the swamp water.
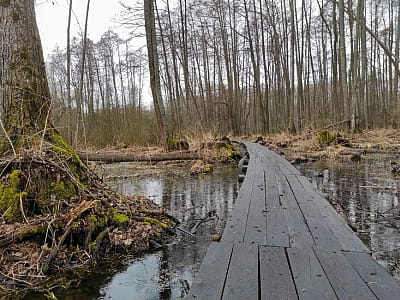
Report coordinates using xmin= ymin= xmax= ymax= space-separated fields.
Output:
xmin=298 ymin=154 xmax=400 ymax=281
xmin=25 ymin=154 xmax=400 ymax=299
xmin=29 ymin=163 xmax=240 ymax=300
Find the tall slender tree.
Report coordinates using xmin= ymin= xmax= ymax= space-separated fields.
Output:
xmin=144 ymin=0 xmax=170 ymax=149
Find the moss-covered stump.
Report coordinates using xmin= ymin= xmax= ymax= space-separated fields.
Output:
xmin=190 ymin=160 xmax=213 ymax=175
xmin=167 ymin=138 xmax=189 ymax=151
xmin=214 ymin=141 xmax=241 ymax=161
xmin=0 ymin=133 xmax=176 ymax=294
xmin=316 ymin=130 xmax=335 ymax=147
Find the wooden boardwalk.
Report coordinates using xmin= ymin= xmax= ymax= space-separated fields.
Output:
xmin=186 ymin=142 xmax=400 ymax=300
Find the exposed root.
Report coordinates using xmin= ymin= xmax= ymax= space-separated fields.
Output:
xmin=0 ymin=144 xmax=176 ymax=296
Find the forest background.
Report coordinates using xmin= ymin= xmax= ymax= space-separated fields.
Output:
xmin=37 ymin=0 xmax=400 ymax=149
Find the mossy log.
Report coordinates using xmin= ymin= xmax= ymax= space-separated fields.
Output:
xmin=0 ymin=222 xmax=47 ymax=248
xmin=78 ymin=151 xmax=201 ymax=162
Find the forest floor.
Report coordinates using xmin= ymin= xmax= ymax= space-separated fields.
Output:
xmin=84 ymin=128 xmax=400 ymax=167
xmin=247 ymin=128 xmax=400 ymax=164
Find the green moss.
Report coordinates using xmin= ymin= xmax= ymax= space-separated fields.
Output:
xmin=88 ymin=214 xmax=109 ymax=230
xmin=203 ymin=164 xmax=213 ymax=173
xmin=215 ymin=142 xmax=240 ymax=160
xmin=49 ymin=134 xmax=82 ymax=165
xmin=50 ymin=181 xmax=76 ymax=200
xmin=9 ymin=169 xmax=21 ymax=186
xmin=143 ymin=217 xmax=168 ymax=229
xmin=19 ymin=224 xmax=45 ymax=239
xmin=316 ymin=130 xmax=335 ymax=146
xmin=48 ymin=133 xmax=88 ymax=188
xmin=167 ymin=138 xmax=189 ymax=151
xmin=109 ymin=208 xmax=129 ymax=227
xmin=0 ymin=170 xmax=28 ymax=222
xmin=88 ymin=241 xmax=96 ymax=252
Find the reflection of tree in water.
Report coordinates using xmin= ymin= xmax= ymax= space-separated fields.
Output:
xmin=154 ymin=167 xmax=238 ymax=298
xmin=159 ymin=248 xmax=172 ymax=299
xmin=299 ymin=156 xmax=400 ymax=279
xmin=115 ymin=166 xmax=238 ymax=299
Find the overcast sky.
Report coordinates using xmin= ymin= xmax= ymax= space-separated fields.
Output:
xmin=36 ymin=0 xmax=124 ymax=57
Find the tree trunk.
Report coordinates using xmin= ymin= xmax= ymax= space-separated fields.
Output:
xmin=144 ymin=0 xmax=170 ymax=150
xmin=0 ymin=1 xmax=175 ymax=282
xmin=0 ymin=0 xmax=52 ymax=148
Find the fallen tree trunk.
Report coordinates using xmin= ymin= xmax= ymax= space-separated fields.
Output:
xmin=78 ymin=151 xmax=202 ymax=162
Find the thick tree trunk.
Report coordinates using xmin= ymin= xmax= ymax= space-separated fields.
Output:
xmin=0 ymin=0 xmax=52 ymax=149
xmin=0 ymin=2 xmax=175 ymax=285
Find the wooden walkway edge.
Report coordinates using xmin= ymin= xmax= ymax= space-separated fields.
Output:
xmin=186 ymin=142 xmax=400 ymax=300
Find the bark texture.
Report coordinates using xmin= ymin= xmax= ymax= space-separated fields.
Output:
xmin=0 ymin=0 xmax=51 ymax=148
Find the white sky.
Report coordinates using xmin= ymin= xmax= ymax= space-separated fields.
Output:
xmin=36 ymin=0 xmax=125 ymax=57
xmin=36 ymin=0 xmax=153 ymax=106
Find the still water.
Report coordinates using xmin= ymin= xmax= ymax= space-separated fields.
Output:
xmin=297 ymin=155 xmax=400 ymax=279
xmin=50 ymin=162 xmax=240 ymax=300
xmin=25 ymin=155 xmax=400 ymax=299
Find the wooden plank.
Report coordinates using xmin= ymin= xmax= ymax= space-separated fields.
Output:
xmin=222 ymin=242 xmax=258 ymax=300
xmin=286 ymin=175 xmax=342 ymax=250
xmin=259 ymin=246 xmax=298 ymax=300
xmin=297 ymin=176 xmax=370 ymax=253
xmin=265 ymin=169 xmax=290 ymax=247
xmin=273 ymin=152 xmax=302 ymax=175
xmin=314 ymin=248 xmax=377 ymax=300
xmin=344 ymin=252 xmax=400 ymax=300
xmin=287 ymin=247 xmax=337 ymax=300
xmin=186 ymin=242 xmax=234 ymax=300
xmin=244 ymin=159 xmax=267 ymax=244
xmin=277 ymin=173 xmax=315 ymax=248
xmin=221 ymin=159 xmax=256 ymax=243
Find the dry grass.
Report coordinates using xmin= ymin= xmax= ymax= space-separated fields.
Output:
xmin=237 ymin=128 xmax=400 ymax=161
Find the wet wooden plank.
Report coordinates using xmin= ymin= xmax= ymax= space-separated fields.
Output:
xmin=274 ymin=153 xmax=302 ymax=175
xmin=286 ymin=175 xmax=342 ymax=250
xmin=287 ymin=247 xmax=337 ymax=300
xmin=344 ymin=252 xmax=400 ymax=300
xmin=297 ymin=176 xmax=370 ymax=253
xmin=222 ymin=242 xmax=258 ymax=300
xmin=265 ymin=170 xmax=290 ymax=247
xmin=221 ymin=160 xmax=256 ymax=243
xmin=186 ymin=242 xmax=234 ymax=300
xmin=244 ymin=160 xmax=267 ymax=244
xmin=259 ymin=246 xmax=297 ymax=300
xmin=314 ymin=248 xmax=377 ymax=300
xmin=277 ymin=173 xmax=314 ymax=248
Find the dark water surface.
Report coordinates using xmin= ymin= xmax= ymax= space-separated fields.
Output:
xmin=40 ymin=163 xmax=239 ymax=300
xmin=25 ymin=154 xmax=400 ymax=299
xmin=297 ymin=155 xmax=400 ymax=280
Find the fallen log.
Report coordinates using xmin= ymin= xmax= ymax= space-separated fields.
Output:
xmin=78 ymin=151 xmax=202 ymax=163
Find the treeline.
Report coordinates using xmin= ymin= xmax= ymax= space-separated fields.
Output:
xmin=47 ymin=32 xmax=156 ymax=147
xmin=47 ymin=0 xmax=400 ymax=147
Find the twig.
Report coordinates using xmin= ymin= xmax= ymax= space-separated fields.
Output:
xmin=0 ymin=271 xmax=33 ymax=286
xmin=42 ymin=201 xmax=98 ymax=274
xmin=0 ymin=118 xmax=16 ymax=157
xmin=19 ymin=193 xmax=29 ymax=224
xmin=39 ymin=103 xmax=52 ymax=153
xmin=176 ymin=227 xmax=195 ymax=237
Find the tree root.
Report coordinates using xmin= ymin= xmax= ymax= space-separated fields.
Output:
xmin=0 ymin=149 xmax=176 ymax=293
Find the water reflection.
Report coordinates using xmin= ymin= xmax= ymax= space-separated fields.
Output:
xmin=85 ymin=163 xmax=238 ymax=300
xmin=297 ymin=155 xmax=400 ymax=274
